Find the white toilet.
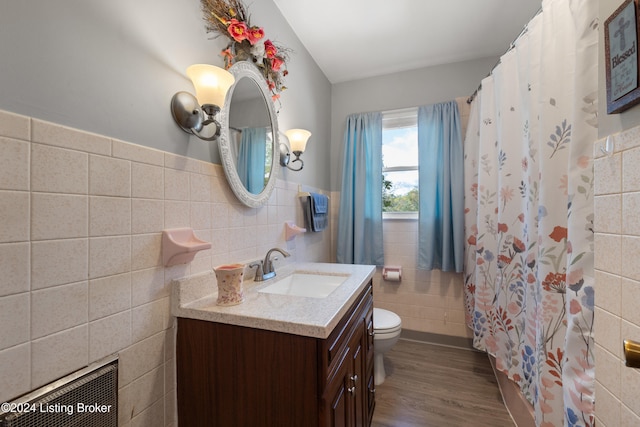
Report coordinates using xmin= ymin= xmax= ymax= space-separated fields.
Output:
xmin=373 ymin=307 xmax=402 ymax=385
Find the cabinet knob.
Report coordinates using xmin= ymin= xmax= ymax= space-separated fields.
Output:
xmin=369 ymin=387 xmax=376 ymax=394
xmin=350 ymin=374 xmax=358 ymax=383
xmin=348 ymin=386 xmax=356 ymax=394
xmin=369 ymin=330 xmax=375 ymax=337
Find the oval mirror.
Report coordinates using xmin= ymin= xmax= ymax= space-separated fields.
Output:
xmin=219 ymin=61 xmax=280 ymax=208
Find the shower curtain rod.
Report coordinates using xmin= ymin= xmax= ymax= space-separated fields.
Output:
xmin=466 ymin=6 xmax=543 ymax=105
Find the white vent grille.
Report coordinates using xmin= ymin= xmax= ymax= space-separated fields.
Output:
xmin=0 ymin=356 xmax=117 ymax=427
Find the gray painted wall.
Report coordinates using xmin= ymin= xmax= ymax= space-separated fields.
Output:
xmin=329 ymin=57 xmax=498 ymax=191
xmin=0 ymin=0 xmax=332 ymax=190
xmin=0 ymin=0 xmax=510 ymax=195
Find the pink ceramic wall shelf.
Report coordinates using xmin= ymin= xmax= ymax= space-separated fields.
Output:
xmin=162 ymin=228 xmax=212 ymax=267
xmin=285 ymin=221 xmax=306 ymax=241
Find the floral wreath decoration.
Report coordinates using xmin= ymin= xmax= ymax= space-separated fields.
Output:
xmin=201 ymin=0 xmax=291 ymax=108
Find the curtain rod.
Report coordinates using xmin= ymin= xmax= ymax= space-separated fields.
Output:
xmin=467 ymin=6 xmax=543 ymax=104
xmin=229 ymin=125 xmax=272 ymax=132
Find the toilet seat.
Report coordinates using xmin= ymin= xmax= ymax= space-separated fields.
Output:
xmin=373 ymin=308 xmax=402 ymax=334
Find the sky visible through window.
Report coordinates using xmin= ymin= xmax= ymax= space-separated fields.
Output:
xmin=382 ymin=126 xmax=418 ymax=197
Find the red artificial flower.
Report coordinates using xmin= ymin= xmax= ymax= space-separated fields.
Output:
xmin=247 ymin=26 xmax=265 ymax=45
xmin=272 ymin=93 xmax=280 ymax=102
xmin=271 ymin=56 xmax=284 ymax=71
xmin=221 ymin=48 xmax=234 ymax=66
xmin=264 ymin=40 xmax=277 ymax=58
xmin=549 ymin=226 xmax=567 ymax=242
xmin=267 ymin=80 xmax=276 ymax=91
xmin=227 ymin=19 xmax=248 ymax=42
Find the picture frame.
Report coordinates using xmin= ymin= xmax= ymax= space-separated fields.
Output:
xmin=605 ymin=0 xmax=640 ymax=114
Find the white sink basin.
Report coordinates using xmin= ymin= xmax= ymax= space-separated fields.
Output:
xmin=258 ymin=273 xmax=348 ymax=299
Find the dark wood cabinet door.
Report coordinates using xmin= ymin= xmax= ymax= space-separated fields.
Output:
xmin=349 ymin=322 xmax=365 ymax=427
xmin=324 ymin=355 xmax=350 ymax=427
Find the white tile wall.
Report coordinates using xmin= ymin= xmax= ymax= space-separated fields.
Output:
xmin=0 ymin=344 xmax=30 ymax=400
xmin=595 ymin=126 xmax=640 ymax=426
xmin=89 ymin=311 xmax=131 ymax=362
xmin=31 ymin=325 xmax=89 ymax=389
xmin=0 ymin=293 xmax=29 ymax=350
xmin=0 ymin=191 xmax=29 ymax=242
xmin=373 ymin=217 xmax=469 ymax=337
xmin=0 ymin=242 xmax=29 ymax=296
xmin=31 ymin=144 xmax=88 ymax=194
xmin=0 ymin=109 xmax=330 ymax=426
xmin=89 ymin=155 xmax=131 ymax=197
xmin=89 ymin=197 xmax=131 ymax=237
xmin=31 ymin=239 xmax=89 ymax=289
xmin=31 ymin=282 xmax=88 ymax=339
xmin=89 ymin=273 xmax=132 ymax=321
xmin=31 ymin=193 xmax=88 ymax=240
xmin=0 ymin=137 xmax=29 ymax=190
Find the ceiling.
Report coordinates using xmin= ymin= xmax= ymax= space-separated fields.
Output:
xmin=272 ymin=0 xmax=542 ymax=84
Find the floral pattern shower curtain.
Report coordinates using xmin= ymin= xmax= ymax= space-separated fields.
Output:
xmin=463 ymin=0 xmax=597 ymax=426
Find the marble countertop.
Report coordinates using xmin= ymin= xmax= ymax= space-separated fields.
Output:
xmin=171 ymin=262 xmax=375 ymax=339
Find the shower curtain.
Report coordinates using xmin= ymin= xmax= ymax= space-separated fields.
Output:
xmin=463 ymin=0 xmax=597 ymax=426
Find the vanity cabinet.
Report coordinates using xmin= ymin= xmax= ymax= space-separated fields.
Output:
xmin=176 ymin=281 xmax=374 ymax=427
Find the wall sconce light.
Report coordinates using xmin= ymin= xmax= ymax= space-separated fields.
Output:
xmin=170 ymin=64 xmax=235 ymax=141
xmin=279 ymin=129 xmax=311 ymax=171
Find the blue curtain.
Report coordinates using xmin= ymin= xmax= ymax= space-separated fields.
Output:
xmin=337 ymin=112 xmax=384 ymax=265
xmin=417 ymin=101 xmax=464 ymax=272
xmin=237 ymin=127 xmax=266 ymax=194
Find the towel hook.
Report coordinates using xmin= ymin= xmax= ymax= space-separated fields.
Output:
xmin=600 ymin=135 xmax=614 ymax=157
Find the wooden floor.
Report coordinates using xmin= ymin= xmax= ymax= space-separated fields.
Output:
xmin=371 ymin=339 xmax=515 ymax=427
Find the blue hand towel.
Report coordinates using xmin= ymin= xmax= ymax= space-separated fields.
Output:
xmin=311 ymin=193 xmax=328 ymax=214
xmin=306 ymin=193 xmax=328 ymax=232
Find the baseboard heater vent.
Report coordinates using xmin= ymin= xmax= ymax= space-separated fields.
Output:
xmin=0 ymin=355 xmax=118 ymax=427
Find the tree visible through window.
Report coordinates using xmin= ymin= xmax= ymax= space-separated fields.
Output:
xmin=382 ymin=109 xmax=418 ymax=214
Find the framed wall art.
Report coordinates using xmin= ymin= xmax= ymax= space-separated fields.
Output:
xmin=605 ymin=0 xmax=640 ymax=114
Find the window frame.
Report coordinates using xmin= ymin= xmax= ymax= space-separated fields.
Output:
xmin=382 ymin=108 xmax=419 ymax=220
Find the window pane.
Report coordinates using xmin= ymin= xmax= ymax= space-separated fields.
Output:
xmin=382 ymin=126 xmax=418 ymax=168
xmin=383 ymin=170 xmax=418 ymax=212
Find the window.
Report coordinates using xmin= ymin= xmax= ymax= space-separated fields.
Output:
xmin=382 ymin=108 xmax=418 ymax=218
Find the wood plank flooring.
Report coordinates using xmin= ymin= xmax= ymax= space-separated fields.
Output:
xmin=371 ymin=339 xmax=515 ymax=427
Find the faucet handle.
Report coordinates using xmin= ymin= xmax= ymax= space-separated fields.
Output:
xmin=265 ymin=256 xmax=280 ymax=273
xmin=249 ymin=261 xmax=264 ymax=278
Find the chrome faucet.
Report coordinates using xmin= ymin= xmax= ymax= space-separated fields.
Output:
xmin=250 ymin=247 xmax=290 ymax=281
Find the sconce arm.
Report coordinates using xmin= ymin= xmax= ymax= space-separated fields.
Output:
xmin=287 ymin=155 xmax=304 ymax=171
xmin=279 ymin=144 xmax=304 ymax=171
xmin=171 ymin=93 xmax=220 ymax=141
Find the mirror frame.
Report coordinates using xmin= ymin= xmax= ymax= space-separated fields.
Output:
xmin=218 ymin=61 xmax=280 ymax=208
